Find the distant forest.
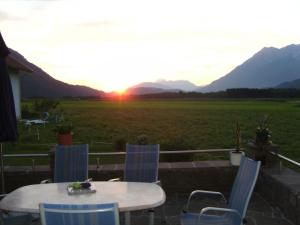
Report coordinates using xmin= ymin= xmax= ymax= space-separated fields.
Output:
xmin=26 ymin=88 xmax=300 ymax=100
xmin=132 ymin=88 xmax=300 ymax=99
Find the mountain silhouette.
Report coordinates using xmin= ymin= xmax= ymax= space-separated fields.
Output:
xmin=276 ymin=78 xmax=300 ymax=89
xmin=9 ymin=49 xmax=103 ymax=98
xmin=155 ymin=79 xmax=199 ymax=91
xmin=127 ymin=80 xmax=198 ymax=95
xmin=199 ymin=44 xmax=300 ymax=92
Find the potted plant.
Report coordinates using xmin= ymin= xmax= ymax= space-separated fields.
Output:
xmin=248 ymin=115 xmax=272 ymax=165
xmin=54 ymin=122 xmax=73 ymax=145
xmin=230 ymin=121 xmax=244 ymax=166
xmin=136 ymin=134 xmax=149 ymax=145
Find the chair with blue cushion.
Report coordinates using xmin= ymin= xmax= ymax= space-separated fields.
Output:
xmin=110 ymin=144 xmax=160 ymax=183
xmin=110 ymin=144 xmax=160 ymax=225
xmin=0 ymin=211 xmax=33 ymax=225
xmin=181 ymin=155 xmax=261 ymax=225
xmin=125 ymin=144 xmax=161 ymax=224
xmin=0 ymin=195 xmax=33 ymax=225
xmin=39 ymin=203 xmax=119 ymax=225
xmin=54 ymin=144 xmax=88 ymax=183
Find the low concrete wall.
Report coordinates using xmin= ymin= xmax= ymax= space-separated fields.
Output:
xmin=257 ymin=167 xmax=300 ymax=225
xmin=3 ymin=160 xmax=299 ymax=224
xmin=3 ymin=161 xmax=236 ymax=196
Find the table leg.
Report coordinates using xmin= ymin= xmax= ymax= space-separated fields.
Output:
xmin=125 ymin=211 xmax=131 ymax=225
xmin=149 ymin=209 xmax=154 ymax=225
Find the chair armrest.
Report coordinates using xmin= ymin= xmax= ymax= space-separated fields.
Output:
xmin=185 ymin=190 xmax=227 ymax=211
xmin=0 ymin=194 xmax=7 ymax=200
xmin=108 ymin=178 xmax=121 ymax=182
xmin=40 ymin=179 xmax=51 ymax=184
xmin=199 ymin=207 xmax=242 ymax=224
xmin=154 ymin=180 xmax=161 ymax=186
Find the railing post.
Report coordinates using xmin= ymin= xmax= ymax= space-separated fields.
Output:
xmin=1 ymin=144 xmax=5 ymax=194
xmin=96 ymin=158 xmax=100 ymax=170
xmin=279 ymin=159 xmax=282 ymax=173
xmin=48 ymin=146 xmax=55 ymax=181
xmin=31 ymin=159 xmax=35 ymax=172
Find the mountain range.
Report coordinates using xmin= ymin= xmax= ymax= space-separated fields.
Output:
xmin=9 ymin=49 xmax=103 ymax=98
xmin=199 ymin=44 xmax=300 ymax=92
xmin=125 ymin=80 xmax=198 ymax=95
xmin=9 ymin=43 xmax=300 ymax=98
xmin=276 ymin=78 xmax=300 ymax=89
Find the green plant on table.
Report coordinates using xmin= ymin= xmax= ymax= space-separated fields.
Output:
xmin=70 ymin=182 xmax=81 ymax=190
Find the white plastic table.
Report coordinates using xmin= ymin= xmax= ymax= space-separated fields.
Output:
xmin=0 ymin=181 xmax=166 ymax=225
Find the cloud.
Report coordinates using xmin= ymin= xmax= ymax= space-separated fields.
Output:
xmin=0 ymin=10 xmax=26 ymax=22
xmin=76 ymin=21 xmax=117 ymax=28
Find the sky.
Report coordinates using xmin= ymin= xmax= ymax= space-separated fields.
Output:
xmin=1 ymin=0 xmax=300 ymax=92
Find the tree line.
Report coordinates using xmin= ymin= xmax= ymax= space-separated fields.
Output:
xmin=132 ymin=88 xmax=300 ymax=99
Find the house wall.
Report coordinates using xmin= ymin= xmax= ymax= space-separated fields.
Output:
xmin=8 ymin=70 xmax=21 ymax=119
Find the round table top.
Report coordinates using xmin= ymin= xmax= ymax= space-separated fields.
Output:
xmin=0 ymin=181 xmax=166 ymax=213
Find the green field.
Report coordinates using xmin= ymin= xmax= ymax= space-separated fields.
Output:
xmin=3 ymin=99 xmax=300 ymax=165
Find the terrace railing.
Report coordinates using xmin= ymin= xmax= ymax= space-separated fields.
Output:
xmin=2 ymin=148 xmax=300 ymax=171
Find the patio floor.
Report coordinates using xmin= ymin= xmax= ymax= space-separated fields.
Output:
xmin=29 ymin=191 xmax=294 ymax=225
xmin=126 ymin=192 xmax=294 ymax=225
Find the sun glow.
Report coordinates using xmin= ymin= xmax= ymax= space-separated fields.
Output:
xmin=116 ymin=89 xmax=127 ymax=95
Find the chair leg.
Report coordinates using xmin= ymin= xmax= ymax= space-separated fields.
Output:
xmin=125 ymin=211 xmax=131 ymax=225
xmin=160 ymin=204 xmax=167 ymax=224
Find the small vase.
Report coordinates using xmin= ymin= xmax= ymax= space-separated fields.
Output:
xmin=57 ymin=133 xmax=72 ymax=145
xmin=230 ymin=151 xmax=245 ymax=166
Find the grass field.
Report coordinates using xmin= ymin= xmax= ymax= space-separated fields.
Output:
xmin=3 ymin=99 xmax=300 ymax=165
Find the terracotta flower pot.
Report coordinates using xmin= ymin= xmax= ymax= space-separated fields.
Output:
xmin=57 ymin=133 xmax=72 ymax=145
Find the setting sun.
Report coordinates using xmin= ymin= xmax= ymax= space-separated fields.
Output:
xmin=116 ymin=89 xmax=127 ymax=95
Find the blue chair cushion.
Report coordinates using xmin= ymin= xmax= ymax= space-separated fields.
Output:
xmin=124 ymin=144 xmax=159 ymax=183
xmin=54 ymin=144 xmax=88 ymax=183
xmin=40 ymin=203 xmax=119 ymax=225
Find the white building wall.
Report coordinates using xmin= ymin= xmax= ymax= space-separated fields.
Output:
xmin=9 ymin=71 xmax=21 ymax=119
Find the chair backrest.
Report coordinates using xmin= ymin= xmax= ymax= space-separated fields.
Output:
xmin=124 ymin=144 xmax=159 ymax=183
xmin=39 ymin=203 xmax=119 ymax=225
xmin=54 ymin=144 xmax=88 ymax=183
xmin=228 ymin=155 xmax=261 ymax=219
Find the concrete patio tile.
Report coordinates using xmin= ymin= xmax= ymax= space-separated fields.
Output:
xmin=101 ymin=164 xmax=118 ymax=171
xmin=159 ymin=163 xmax=172 ymax=169
xmin=192 ymin=161 xmax=212 ymax=168
xmin=251 ymin=215 xmax=294 ymax=225
xmin=205 ymin=160 xmax=231 ymax=167
xmin=168 ymin=162 xmax=193 ymax=169
xmin=30 ymin=192 xmax=295 ymax=225
xmin=114 ymin=164 xmax=124 ymax=170
xmin=247 ymin=192 xmax=275 ymax=214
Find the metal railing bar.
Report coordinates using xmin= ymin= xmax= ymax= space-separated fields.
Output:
xmin=3 ymin=149 xmax=234 ymax=158
xmin=4 ymin=153 xmax=48 ymax=158
xmin=5 ymin=142 xmax=114 ymax=146
xmin=161 ymin=149 xmax=234 ymax=154
xmin=16 ymin=143 xmax=55 ymax=146
xmin=91 ymin=142 xmax=114 ymax=145
xmin=269 ymin=151 xmax=300 ymax=167
xmin=3 ymin=149 xmax=300 ymax=168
